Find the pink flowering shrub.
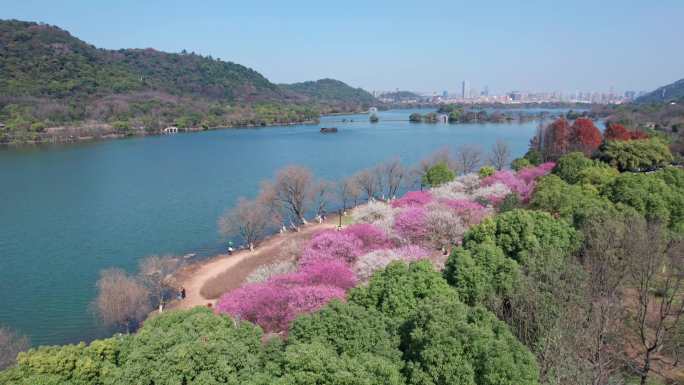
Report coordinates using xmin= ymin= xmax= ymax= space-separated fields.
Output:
xmin=299 ymin=230 xmax=362 ymax=266
xmin=299 ymin=223 xmax=391 ymax=266
xmin=480 ymin=163 xmax=554 ymax=203
xmin=393 ymin=206 xmax=428 ymax=243
xmin=472 ymin=183 xmax=512 ymax=205
xmin=344 ymin=223 xmax=393 ymax=250
xmin=271 ymin=260 xmax=357 ymax=290
xmin=353 ymin=245 xmax=431 ymax=281
xmin=482 ymin=171 xmax=527 ymax=194
xmin=516 ymin=162 xmax=555 ymax=184
xmin=300 ymin=260 xmax=357 ymax=289
xmin=442 ymin=199 xmax=491 ymax=224
xmin=394 ymin=244 xmax=432 ymax=260
xmin=216 ymin=282 xmax=345 ymax=333
xmin=391 ymin=191 xmax=433 ymax=208
xmin=424 ymin=204 xmax=467 ymax=249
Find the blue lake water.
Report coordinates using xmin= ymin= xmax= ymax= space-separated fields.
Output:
xmin=0 ymin=108 xmax=561 ymax=346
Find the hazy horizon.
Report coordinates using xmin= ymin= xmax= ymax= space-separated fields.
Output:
xmin=2 ymin=0 xmax=683 ymax=94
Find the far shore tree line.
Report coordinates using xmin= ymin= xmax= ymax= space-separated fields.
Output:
xmin=409 ymin=105 xmax=544 ymax=124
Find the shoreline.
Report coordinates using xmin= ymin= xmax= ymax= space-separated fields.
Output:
xmin=0 ymin=119 xmax=323 ymax=147
xmin=169 ymin=216 xmax=340 ymax=310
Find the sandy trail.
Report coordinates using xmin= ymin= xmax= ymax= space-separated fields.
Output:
xmin=172 ymin=220 xmax=337 ymax=310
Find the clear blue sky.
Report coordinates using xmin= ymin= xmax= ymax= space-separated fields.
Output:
xmin=3 ymin=0 xmax=683 ymax=94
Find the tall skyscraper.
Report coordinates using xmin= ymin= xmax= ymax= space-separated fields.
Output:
xmin=442 ymin=90 xmax=448 ymax=98
xmin=461 ymin=80 xmax=470 ymax=99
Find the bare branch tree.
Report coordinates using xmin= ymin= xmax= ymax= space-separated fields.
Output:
xmin=455 ymin=144 xmax=483 ymax=174
xmin=354 ymin=169 xmax=379 ymax=201
xmin=579 ymin=214 xmax=632 ymax=385
xmin=263 ymin=165 xmax=313 ymax=225
xmin=489 ymin=139 xmax=511 ymax=170
xmin=219 ymin=197 xmax=275 ymax=250
xmin=379 ymin=158 xmax=406 ymax=199
xmin=0 ymin=326 xmax=29 ymax=370
xmin=310 ymin=180 xmax=335 ymax=219
xmin=624 ymin=220 xmax=684 ymax=385
xmin=93 ymin=268 xmax=150 ymax=333
xmin=338 ymin=177 xmax=361 ymax=211
xmin=138 ymin=255 xmax=181 ymax=312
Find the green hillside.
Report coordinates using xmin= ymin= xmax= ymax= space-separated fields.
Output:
xmin=280 ymin=78 xmax=376 ymax=111
xmin=0 ymin=20 xmax=285 ymax=101
xmin=636 ymin=78 xmax=684 ymax=103
xmin=0 ymin=20 xmax=373 ymax=144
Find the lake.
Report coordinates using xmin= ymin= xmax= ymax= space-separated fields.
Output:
xmin=0 ymin=108 xmax=559 ymax=346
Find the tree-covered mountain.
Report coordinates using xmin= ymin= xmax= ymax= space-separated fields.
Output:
xmin=0 ymin=20 xmax=374 ymax=144
xmin=636 ymin=78 xmax=684 ymax=103
xmin=280 ymin=78 xmax=376 ymax=111
xmin=0 ymin=20 xmax=287 ymax=102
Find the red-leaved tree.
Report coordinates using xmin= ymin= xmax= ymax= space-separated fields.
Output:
xmin=604 ymin=122 xmax=632 ymax=141
xmin=603 ymin=122 xmax=650 ymax=142
xmin=540 ymin=118 xmax=571 ymax=160
xmin=570 ymin=118 xmax=602 ymax=156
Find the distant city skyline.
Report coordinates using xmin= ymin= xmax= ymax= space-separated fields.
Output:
xmin=2 ymin=0 xmax=683 ymax=93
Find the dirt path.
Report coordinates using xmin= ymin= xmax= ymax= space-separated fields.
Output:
xmin=172 ymin=220 xmax=337 ymax=310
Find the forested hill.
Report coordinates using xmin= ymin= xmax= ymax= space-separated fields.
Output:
xmin=0 ymin=19 xmax=286 ymax=101
xmin=280 ymin=78 xmax=377 ymax=111
xmin=636 ymin=78 xmax=684 ymax=103
xmin=0 ymin=20 xmax=376 ymax=144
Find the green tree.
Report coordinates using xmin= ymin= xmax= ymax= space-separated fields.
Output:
xmin=421 ymin=162 xmax=455 ymax=187
xmin=478 ymin=166 xmax=495 ymax=178
xmin=510 ymin=157 xmax=531 ymax=171
xmin=576 ymin=165 xmax=619 ymax=189
xmin=462 ymin=209 xmax=580 ymax=266
xmin=552 ymin=152 xmax=596 ymax=184
xmin=0 ymin=337 xmax=123 ymax=385
xmin=349 ymin=261 xmax=453 ymax=322
xmin=448 ymin=110 xmax=461 ymax=123
xmin=531 ymin=175 xmax=619 ymax=228
xmin=601 ymin=172 xmax=684 ymax=231
xmin=288 ymin=300 xmax=401 ymax=361
xmin=402 ymin=296 xmax=539 ymax=385
xmin=110 ymin=308 xmax=265 ymax=385
xmin=408 ymin=113 xmax=422 ymax=123
xmin=443 ymin=241 xmax=520 ymax=306
xmin=273 ymin=341 xmax=405 ymax=385
xmin=597 ymin=138 xmax=672 ymax=171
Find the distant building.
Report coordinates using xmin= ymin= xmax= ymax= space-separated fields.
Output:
xmin=461 ymin=80 xmax=470 ymax=99
xmin=442 ymin=90 xmax=448 ymax=98
xmin=438 ymin=114 xmax=449 ymax=123
xmin=162 ymin=126 xmax=179 ymax=134
xmin=481 ymin=86 xmax=489 ymax=97
xmin=624 ymin=91 xmax=636 ymax=100
xmin=509 ymin=91 xmax=522 ymax=101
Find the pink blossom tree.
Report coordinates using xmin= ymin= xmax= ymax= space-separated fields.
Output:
xmin=393 ymin=206 xmax=428 ymax=244
xmin=442 ymin=199 xmax=491 ymax=225
xmin=299 ymin=230 xmax=363 ymax=266
xmin=391 ymin=191 xmax=433 ymax=208
xmin=216 ymin=282 xmax=346 ymax=333
xmin=516 ymin=162 xmax=555 ymax=184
